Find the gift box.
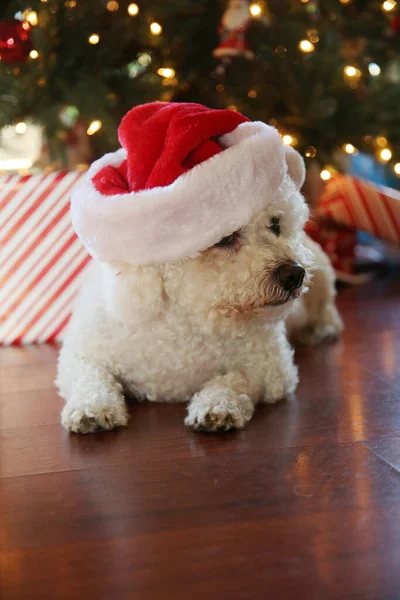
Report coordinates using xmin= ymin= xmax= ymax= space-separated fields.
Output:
xmin=306 ymin=174 xmax=400 ymax=283
xmin=0 ymin=171 xmax=90 ymax=345
xmin=306 ymin=217 xmax=359 ymax=283
xmin=317 ymin=175 xmax=400 ymax=245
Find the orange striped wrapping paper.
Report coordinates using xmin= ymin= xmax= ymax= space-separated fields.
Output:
xmin=317 ymin=175 xmax=400 ymax=244
xmin=0 ymin=171 xmax=90 ymax=345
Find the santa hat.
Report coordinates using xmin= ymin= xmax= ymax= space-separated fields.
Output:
xmin=71 ymin=102 xmax=305 ymax=266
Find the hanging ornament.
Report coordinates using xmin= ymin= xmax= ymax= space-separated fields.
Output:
xmin=0 ymin=20 xmax=32 ymax=63
xmin=213 ymin=0 xmax=254 ymax=72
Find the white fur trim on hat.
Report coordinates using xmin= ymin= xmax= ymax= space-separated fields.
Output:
xmin=284 ymin=145 xmax=306 ymax=189
xmin=71 ymin=122 xmax=288 ymax=266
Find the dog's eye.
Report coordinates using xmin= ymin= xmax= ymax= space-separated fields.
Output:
xmin=269 ymin=216 xmax=281 ymax=236
xmin=214 ymin=230 xmax=241 ymax=248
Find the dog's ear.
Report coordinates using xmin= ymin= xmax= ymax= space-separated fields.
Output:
xmin=102 ymin=262 xmax=166 ymax=324
xmin=284 ymin=145 xmax=306 ymax=189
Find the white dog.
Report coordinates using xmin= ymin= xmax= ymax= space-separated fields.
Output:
xmin=56 ymin=102 xmax=342 ymax=434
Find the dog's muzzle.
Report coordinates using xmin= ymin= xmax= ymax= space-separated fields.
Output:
xmin=275 ymin=262 xmax=305 ymax=293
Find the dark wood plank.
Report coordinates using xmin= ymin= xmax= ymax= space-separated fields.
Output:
xmin=1 ymin=276 xmax=400 ymax=599
xmin=365 ymin=437 xmax=400 ymax=472
xmin=1 ymin=442 xmax=400 ymax=600
xmin=2 ymin=349 xmax=399 ymax=478
xmin=0 ymin=343 xmax=58 ymax=366
xmin=0 ymin=359 xmax=57 ymax=394
xmin=0 ymin=389 xmax=62 ymax=429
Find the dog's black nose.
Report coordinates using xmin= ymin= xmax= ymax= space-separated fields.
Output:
xmin=275 ymin=262 xmax=305 ymax=292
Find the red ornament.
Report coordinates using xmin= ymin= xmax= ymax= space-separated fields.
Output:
xmin=213 ymin=0 xmax=254 ymax=61
xmin=0 ymin=20 xmax=32 ymax=63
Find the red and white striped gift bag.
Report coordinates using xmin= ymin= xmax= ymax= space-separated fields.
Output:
xmin=318 ymin=175 xmax=400 ymax=244
xmin=0 ymin=171 xmax=90 ymax=345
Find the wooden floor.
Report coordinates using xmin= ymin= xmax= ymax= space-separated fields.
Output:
xmin=1 ymin=277 xmax=400 ymax=599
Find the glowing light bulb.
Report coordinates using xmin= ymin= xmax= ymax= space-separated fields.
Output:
xmin=344 ymin=143 xmax=357 ymax=154
xmin=15 ymin=122 xmax=27 ymax=134
xmin=299 ymin=40 xmax=315 ymax=53
xmin=376 ymin=136 xmax=388 ymax=148
xmin=380 ymin=148 xmax=392 ymax=162
xmin=248 ymin=89 xmax=257 ymax=98
xmin=88 ymin=34 xmax=100 ymax=45
xmin=340 ymin=0 xmax=351 ymax=3
xmin=128 ymin=3 xmax=139 ymax=15
xmin=344 ymin=65 xmax=357 ymax=77
xmin=137 ymin=53 xmax=151 ymax=66
xmin=304 ymin=146 xmax=316 ymax=158
xmin=250 ymin=3 xmax=262 ymax=16
xmin=107 ymin=1 xmax=119 ymax=11
xmin=320 ymin=169 xmax=332 ymax=181
xmin=87 ymin=120 xmax=102 ymax=135
xmin=29 ymin=50 xmax=39 ymax=59
xmin=368 ymin=63 xmax=381 ymax=76
xmin=150 ymin=22 xmax=162 ymax=35
xmin=26 ymin=11 xmax=38 ymax=26
xmin=394 ymin=163 xmax=400 ymax=175
xmin=307 ymin=29 xmax=319 ymax=43
xmin=282 ymin=135 xmax=293 ymax=145
xmin=22 ymin=22 xmax=30 ymax=30
xmin=382 ymin=0 xmax=396 ymax=11
xmin=157 ymin=67 xmax=175 ymax=79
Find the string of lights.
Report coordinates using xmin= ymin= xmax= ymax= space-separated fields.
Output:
xmin=0 ymin=0 xmax=399 ymax=179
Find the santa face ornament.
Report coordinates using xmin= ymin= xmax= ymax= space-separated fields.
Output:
xmin=213 ymin=0 xmax=254 ymax=64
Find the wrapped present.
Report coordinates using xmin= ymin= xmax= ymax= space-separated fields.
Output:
xmin=0 ymin=171 xmax=90 ymax=345
xmin=306 ymin=217 xmax=359 ymax=283
xmin=306 ymin=174 xmax=400 ymax=283
xmin=317 ymin=175 xmax=400 ymax=245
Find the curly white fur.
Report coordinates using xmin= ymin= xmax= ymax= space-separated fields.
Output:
xmin=57 ymin=175 xmax=343 ymax=434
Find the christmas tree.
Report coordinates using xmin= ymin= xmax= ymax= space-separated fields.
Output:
xmin=1 ymin=0 xmax=400 ymax=178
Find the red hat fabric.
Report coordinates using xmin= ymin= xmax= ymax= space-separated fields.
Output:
xmin=93 ymin=102 xmax=249 ymax=196
xmin=71 ymin=102 xmax=305 ymax=266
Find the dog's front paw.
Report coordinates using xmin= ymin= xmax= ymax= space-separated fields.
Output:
xmin=263 ymin=364 xmax=298 ymax=405
xmin=294 ymin=305 xmax=343 ymax=347
xmin=185 ymin=388 xmax=254 ymax=432
xmin=61 ymin=397 xmax=129 ymax=434
xmin=294 ymin=323 xmax=340 ymax=347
